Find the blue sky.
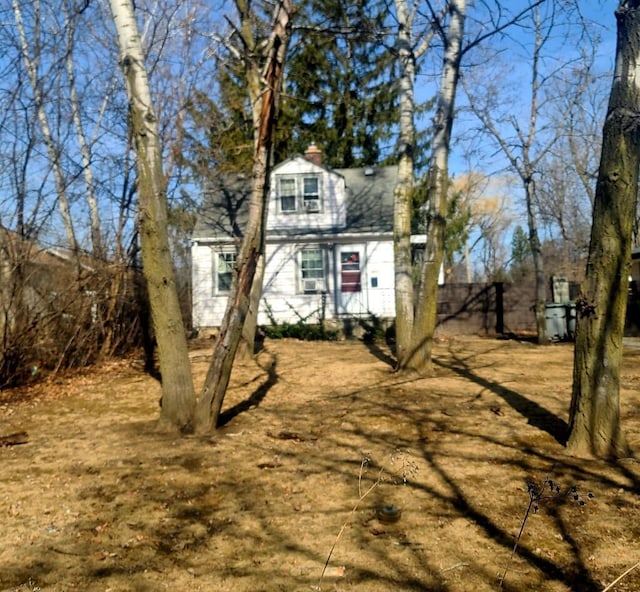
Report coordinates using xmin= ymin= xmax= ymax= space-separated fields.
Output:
xmin=445 ymin=0 xmax=617 ymax=176
xmin=414 ymin=0 xmax=621 ymax=277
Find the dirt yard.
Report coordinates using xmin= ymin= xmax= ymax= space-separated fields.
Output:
xmin=1 ymin=335 xmax=639 ymax=592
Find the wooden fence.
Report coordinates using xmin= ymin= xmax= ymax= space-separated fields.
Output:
xmin=437 ymin=280 xmax=639 ymax=337
xmin=436 ymin=282 xmax=534 ymax=336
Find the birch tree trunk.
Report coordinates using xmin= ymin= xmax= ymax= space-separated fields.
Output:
xmin=399 ymin=0 xmax=466 ymax=373
xmin=13 ymin=0 xmax=78 ymax=254
xmin=63 ymin=6 xmax=103 ymax=259
xmin=109 ymin=0 xmax=196 ymax=432
xmin=567 ymin=0 xmax=640 ymax=459
xmin=194 ymin=0 xmax=293 ymax=433
xmin=393 ymin=0 xmax=417 ymax=363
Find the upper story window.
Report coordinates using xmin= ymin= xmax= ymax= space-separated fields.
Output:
xmin=279 ymin=177 xmax=297 ymax=212
xmin=302 ymin=177 xmax=320 ymax=212
xmin=277 ymin=174 xmax=322 ymax=213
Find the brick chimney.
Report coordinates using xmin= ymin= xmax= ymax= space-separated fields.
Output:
xmin=304 ymin=144 xmax=322 ymax=166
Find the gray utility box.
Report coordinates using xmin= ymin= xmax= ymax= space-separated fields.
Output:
xmin=545 ymin=302 xmax=576 ymax=341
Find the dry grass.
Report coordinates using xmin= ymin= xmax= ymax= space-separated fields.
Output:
xmin=1 ymin=335 xmax=639 ymax=591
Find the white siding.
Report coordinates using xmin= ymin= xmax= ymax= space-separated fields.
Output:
xmin=362 ymin=240 xmax=396 ymax=317
xmin=191 ymin=243 xmax=232 ymax=328
xmin=191 ymin=238 xmax=396 ymax=329
xmin=191 ymin=156 xmax=398 ymax=330
xmin=259 ymin=242 xmax=334 ymax=325
xmin=268 ymin=158 xmax=347 ymax=232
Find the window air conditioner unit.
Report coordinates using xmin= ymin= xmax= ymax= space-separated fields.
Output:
xmin=303 ymin=279 xmax=319 ymax=292
xmin=305 ymin=201 xmax=320 ymax=212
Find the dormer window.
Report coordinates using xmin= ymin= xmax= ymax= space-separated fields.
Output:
xmin=303 ymin=177 xmax=320 ymax=212
xmin=277 ymin=174 xmax=322 ymax=213
xmin=278 ymin=177 xmax=297 ymax=212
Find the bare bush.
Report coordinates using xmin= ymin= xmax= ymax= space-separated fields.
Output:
xmin=0 ymin=231 xmax=145 ymax=389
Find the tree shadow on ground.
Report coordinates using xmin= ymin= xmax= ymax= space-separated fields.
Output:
xmin=415 ymin=441 xmax=602 ymax=592
xmin=357 ymin=316 xmax=397 ymax=369
xmin=4 ymin=338 xmax=639 ymax=592
xmin=361 ymin=337 xmax=397 ymax=368
xmin=218 ymin=352 xmax=278 ymax=427
xmin=308 ymin=415 xmax=606 ymax=591
xmin=434 ymin=350 xmax=568 ymax=445
xmin=321 ymin=380 xmax=622 ymax=592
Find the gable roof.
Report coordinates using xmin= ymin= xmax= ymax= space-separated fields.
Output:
xmin=192 ymin=164 xmax=398 ymax=241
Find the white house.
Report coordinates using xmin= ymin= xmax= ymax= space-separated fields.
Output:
xmin=633 ymin=246 xmax=640 ymax=284
xmin=191 ymin=146 xmax=405 ymax=331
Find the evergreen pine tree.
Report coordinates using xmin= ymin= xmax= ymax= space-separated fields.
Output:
xmin=510 ymin=224 xmax=533 ymax=278
xmin=183 ymin=0 xmax=399 ymax=174
xmin=280 ymin=0 xmax=398 ymax=167
xmin=182 ymin=62 xmax=254 ymax=180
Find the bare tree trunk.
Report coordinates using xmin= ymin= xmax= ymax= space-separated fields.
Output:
xmin=523 ymin=8 xmax=548 ymax=344
xmin=400 ymin=0 xmax=465 ymax=374
xmin=393 ymin=0 xmax=417 ymax=363
xmin=524 ymin=176 xmax=548 ymax=343
xmin=392 ymin=2 xmax=544 ymax=369
xmin=194 ymin=0 xmax=293 ymax=433
xmin=463 ymin=3 xmax=585 ymax=345
xmin=567 ymin=0 xmax=640 ymax=459
xmin=237 ymin=254 xmax=265 ymax=358
xmin=109 ymin=0 xmax=195 ymax=432
xmin=63 ymin=6 xmax=104 ymax=259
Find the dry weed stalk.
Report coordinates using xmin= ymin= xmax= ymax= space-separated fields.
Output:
xmin=498 ymin=468 xmax=593 ymax=589
xmin=601 ymin=561 xmax=640 ymax=592
xmin=315 ymin=450 xmax=417 ymax=590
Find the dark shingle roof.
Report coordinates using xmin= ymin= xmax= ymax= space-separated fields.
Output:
xmin=192 ymin=174 xmax=252 ymax=241
xmin=337 ymin=165 xmax=396 ymax=233
xmin=192 ymin=164 xmax=397 ymax=241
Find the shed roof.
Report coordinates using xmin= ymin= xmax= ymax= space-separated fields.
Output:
xmin=192 ymin=164 xmax=398 ymax=241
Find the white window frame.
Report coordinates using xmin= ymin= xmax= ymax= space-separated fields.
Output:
xmin=302 ymin=176 xmax=320 ymax=212
xmin=214 ymin=249 xmax=237 ymax=294
xmin=276 ymin=173 xmax=322 ymax=214
xmin=277 ymin=176 xmax=297 ymax=212
xmin=299 ymin=246 xmax=324 ymax=294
